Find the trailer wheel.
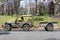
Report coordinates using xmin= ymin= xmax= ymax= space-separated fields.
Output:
xmin=45 ymin=23 xmax=53 ymax=31
xmin=23 ymin=24 xmax=30 ymax=31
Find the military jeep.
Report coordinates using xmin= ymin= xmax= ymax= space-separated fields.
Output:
xmin=2 ymin=15 xmax=33 ymax=31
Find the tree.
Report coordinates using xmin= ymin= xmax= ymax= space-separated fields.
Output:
xmin=1 ymin=3 xmax=4 ymax=15
xmin=34 ymin=0 xmax=37 ymax=15
xmin=48 ymin=1 xmax=54 ymax=16
xmin=14 ymin=0 xmax=20 ymax=15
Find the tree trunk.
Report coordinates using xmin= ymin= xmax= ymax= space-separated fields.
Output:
xmin=34 ymin=0 xmax=37 ymax=15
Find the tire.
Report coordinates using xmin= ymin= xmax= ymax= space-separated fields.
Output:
xmin=3 ymin=25 xmax=11 ymax=31
xmin=45 ymin=24 xmax=53 ymax=31
xmin=23 ymin=24 xmax=30 ymax=31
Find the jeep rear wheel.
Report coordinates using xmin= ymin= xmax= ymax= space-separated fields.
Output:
xmin=23 ymin=24 xmax=30 ymax=31
xmin=3 ymin=25 xmax=11 ymax=31
xmin=45 ymin=24 xmax=53 ymax=31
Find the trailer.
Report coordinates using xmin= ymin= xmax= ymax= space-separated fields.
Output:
xmin=40 ymin=22 xmax=57 ymax=31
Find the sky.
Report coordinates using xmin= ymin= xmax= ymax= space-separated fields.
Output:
xmin=20 ymin=0 xmax=34 ymax=7
xmin=20 ymin=0 xmax=48 ymax=7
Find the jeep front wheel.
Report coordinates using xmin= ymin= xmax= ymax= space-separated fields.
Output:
xmin=23 ymin=24 xmax=30 ymax=31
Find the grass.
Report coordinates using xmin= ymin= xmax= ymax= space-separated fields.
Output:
xmin=57 ymin=20 xmax=60 ymax=26
xmin=33 ymin=16 xmax=49 ymax=26
xmin=0 ymin=15 xmax=16 ymax=25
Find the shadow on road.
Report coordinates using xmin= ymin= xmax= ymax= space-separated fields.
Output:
xmin=46 ymin=38 xmax=60 ymax=40
xmin=0 ymin=33 xmax=10 ymax=35
xmin=0 ymin=31 xmax=10 ymax=35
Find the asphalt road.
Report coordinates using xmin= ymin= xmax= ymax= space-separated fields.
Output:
xmin=0 ymin=30 xmax=60 ymax=40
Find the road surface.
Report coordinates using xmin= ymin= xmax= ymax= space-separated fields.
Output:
xmin=0 ymin=30 xmax=60 ymax=40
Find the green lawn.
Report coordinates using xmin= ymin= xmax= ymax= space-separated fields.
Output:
xmin=0 ymin=15 xmax=16 ymax=25
xmin=33 ymin=16 xmax=48 ymax=26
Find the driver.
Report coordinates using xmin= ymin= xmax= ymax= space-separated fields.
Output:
xmin=19 ymin=17 xmax=24 ymax=22
xmin=20 ymin=17 xmax=24 ymax=22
